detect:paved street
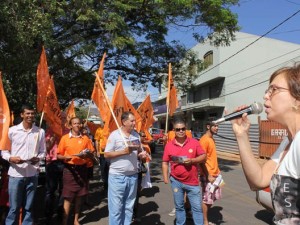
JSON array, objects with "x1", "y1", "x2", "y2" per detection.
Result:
[{"x1": 37, "y1": 145, "x2": 274, "y2": 225}]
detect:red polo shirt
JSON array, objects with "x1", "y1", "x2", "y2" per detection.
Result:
[{"x1": 163, "y1": 137, "x2": 205, "y2": 185}]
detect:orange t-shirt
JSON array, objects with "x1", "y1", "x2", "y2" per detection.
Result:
[
  {"x1": 94, "y1": 127, "x2": 109, "y2": 153},
  {"x1": 199, "y1": 134, "x2": 220, "y2": 177},
  {"x1": 57, "y1": 133, "x2": 95, "y2": 166}
]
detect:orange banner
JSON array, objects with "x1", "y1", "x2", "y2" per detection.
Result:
[
  {"x1": 137, "y1": 95, "x2": 155, "y2": 140},
  {"x1": 36, "y1": 46, "x2": 50, "y2": 112},
  {"x1": 166, "y1": 63, "x2": 178, "y2": 116},
  {"x1": 10, "y1": 111, "x2": 14, "y2": 126},
  {"x1": 86, "y1": 121, "x2": 101, "y2": 136},
  {"x1": 91, "y1": 53, "x2": 110, "y2": 122},
  {"x1": 0, "y1": 72, "x2": 11, "y2": 150},
  {"x1": 65, "y1": 99, "x2": 76, "y2": 127},
  {"x1": 107, "y1": 76, "x2": 142, "y2": 132},
  {"x1": 43, "y1": 77, "x2": 63, "y2": 137}
]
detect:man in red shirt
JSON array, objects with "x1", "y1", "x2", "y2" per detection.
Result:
[{"x1": 162, "y1": 117, "x2": 206, "y2": 225}]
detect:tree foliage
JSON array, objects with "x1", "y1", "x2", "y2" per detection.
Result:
[{"x1": 0, "y1": 0, "x2": 239, "y2": 113}]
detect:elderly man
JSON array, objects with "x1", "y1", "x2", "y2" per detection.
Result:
[
  {"x1": 162, "y1": 117, "x2": 206, "y2": 225},
  {"x1": 1, "y1": 104, "x2": 46, "y2": 225},
  {"x1": 104, "y1": 111, "x2": 146, "y2": 225}
]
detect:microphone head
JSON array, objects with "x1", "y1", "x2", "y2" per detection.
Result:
[{"x1": 250, "y1": 102, "x2": 263, "y2": 115}]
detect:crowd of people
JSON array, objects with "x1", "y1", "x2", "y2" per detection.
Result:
[{"x1": 0, "y1": 63, "x2": 300, "y2": 225}]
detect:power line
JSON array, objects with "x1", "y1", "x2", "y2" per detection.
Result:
[
  {"x1": 198, "y1": 9, "x2": 300, "y2": 77},
  {"x1": 225, "y1": 48, "x2": 300, "y2": 79},
  {"x1": 225, "y1": 55, "x2": 300, "y2": 87}
]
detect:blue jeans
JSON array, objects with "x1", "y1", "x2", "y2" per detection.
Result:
[
  {"x1": 170, "y1": 176, "x2": 203, "y2": 225},
  {"x1": 6, "y1": 175, "x2": 38, "y2": 225},
  {"x1": 108, "y1": 173, "x2": 138, "y2": 225}
]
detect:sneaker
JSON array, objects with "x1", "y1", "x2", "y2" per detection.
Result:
[{"x1": 168, "y1": 208, "x2": 176, "y2": 216}]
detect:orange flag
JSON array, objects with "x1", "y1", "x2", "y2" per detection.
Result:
[
  {"x1": 10, "y1": 111, "x2": 14, "y2": 126},
  {"x1": 86, "y1": 121, "x2": 100, "y2": 136},
  {"x1": 166, "y1": 63, "x2": 178, "y2": 116},
  {"x1": 107, "y1": 76, "x2": 142, "y2": 132},
  {"x1": 0, "y1": 72, "x2": 11, "y2": 150},
  {"x1": 43, "y1": 77, "x2": 63, "y2": 137},
  {"x1": 91, "y1": 53, "x2": 110, "y2": 122},
  {"x1": 137, "y1": 95, "x2": 155, "y2": 140},
  {"x1": 36, "y1": 46, "x2": 51, "y2": 112},
  {"x1": 65, "y1": 99, "x2": 76, "y2": 127}
]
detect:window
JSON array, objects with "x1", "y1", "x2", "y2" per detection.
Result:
[{"x1": 203, "y1": 51, "x2": 213, "y2": 67}]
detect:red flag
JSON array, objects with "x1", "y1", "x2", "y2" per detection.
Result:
[
  {"x1": 137, "y1": 95, "x2": 155, "y2": 140},
  {"x1": 43, "y1": 77, "x2": 63, "y2": 137},
  {"x1": 65, "y1": 99, "x2": 76, "y2": 127},
  {"x1": 0, "y1": 72, "x2": 11, "y2": 150},
  {"x1": 91, "y1": 53, "x2": 110, "y2": 122},
  {"x1": 166, "y1": 63, "x2": 178, "y2": 116},
  {"x1": 107, "y1": 76, "x2": 142, "y2": 132},
  {"x1": 36, "y1": 46, "x2": 51, "y2": 112}
]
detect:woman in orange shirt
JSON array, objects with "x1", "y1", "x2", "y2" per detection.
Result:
[{"x1": 57, "y1": 117, "x2": 95, "y2": 225}]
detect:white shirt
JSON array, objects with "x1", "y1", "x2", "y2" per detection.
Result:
[{"x1": 1, "y1": 122, "x2": 46, "y2": 177}]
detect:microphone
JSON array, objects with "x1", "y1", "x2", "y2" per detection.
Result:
[{"x1": 212, "y1": 102, "x2": 263, "y2": 124}]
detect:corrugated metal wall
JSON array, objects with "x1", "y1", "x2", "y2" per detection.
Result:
[{"x1": 214, "y1": 122, "x2": 260, "y2": 156}]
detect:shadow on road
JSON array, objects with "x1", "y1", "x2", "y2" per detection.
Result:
[
  {"x1": 209, "y1": 206, "x2": 225, "y2": 225},
  {"x1": 218, "y1": 158, "x2": 240, "y2": 172},
  {"x1": 254, "y1": 209, "x2": 274, "y2": 224}
]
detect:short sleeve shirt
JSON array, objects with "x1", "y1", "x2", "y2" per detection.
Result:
[
  {"x1": 105, "y1": 129, "x2": 140, "y2": 176},
  {"x1": 163, "y1": 137, "x2": 205, "y2": 185},
  {"x1": 199, "y1": 134, "x2": 220, "y2": 177},
  {"x1": 57, "y1": 133, "x2": 95, "y2": 165}
]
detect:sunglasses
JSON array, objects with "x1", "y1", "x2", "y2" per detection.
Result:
[{"x1": 175, "y1": 127, "x2": 186, "y2": 132}]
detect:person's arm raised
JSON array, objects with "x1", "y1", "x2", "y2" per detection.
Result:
[{"x1": 231, "y1": 106, "x2": 276, "y2": 190}]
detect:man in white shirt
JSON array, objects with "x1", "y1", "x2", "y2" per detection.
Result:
[{"x1": 1, "y1": 104, "x2": 46, "y2": 225}]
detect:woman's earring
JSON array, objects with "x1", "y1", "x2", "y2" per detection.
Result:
[{"x1": 292, "y1": 105, "x2": 299, "y2": 111}]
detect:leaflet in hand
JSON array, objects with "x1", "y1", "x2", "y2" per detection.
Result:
[
  {"x1": 171, "y1": 155, "x2": 187, "y2": 163},
  {"x1": 127, "y1": 139, "x2": 140, "y2": 149}
]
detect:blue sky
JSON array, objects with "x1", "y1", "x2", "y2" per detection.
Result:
[{"x1": 105, "y1": 0, "x2": 300, "y2": 104}]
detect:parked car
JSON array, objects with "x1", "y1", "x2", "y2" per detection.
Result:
[{"x1": 149, "y1": 128, "x2": 165, "y2": 144}]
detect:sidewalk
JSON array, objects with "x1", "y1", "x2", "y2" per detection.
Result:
[{"x1": 217, "y1": 150, "x2": 268, "y2": 166}]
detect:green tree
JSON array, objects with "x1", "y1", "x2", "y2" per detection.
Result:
[{"x1": 0, "y1": 0, "x2": 239, "y2": 113}]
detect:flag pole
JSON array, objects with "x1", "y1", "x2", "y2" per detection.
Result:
[
  {"x1": 86, "y1": 101, "x2": 92, "y2": 122},
  {"x1": 94, "y1": 73, "x2": 128, "y2": 147},
  {"x1": 165, "y1": 63, "x2": 171, "y2": 135}
]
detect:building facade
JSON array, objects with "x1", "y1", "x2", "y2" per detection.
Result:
[{"x1": 155, "y1": 32, "x2": 300, "y2": 134}]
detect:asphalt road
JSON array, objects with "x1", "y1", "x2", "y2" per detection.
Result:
[{"x1": 36, "y1": 144, "x2": 274, "y2": 225}]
